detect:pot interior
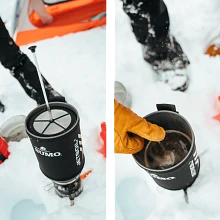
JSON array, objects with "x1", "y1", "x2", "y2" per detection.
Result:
[
  {"x1": 133, "y1": 111, "x2": 194, "y2": 170},
  {"x1": 144, "y1": 130, "x2": 191, "y2": 170}
]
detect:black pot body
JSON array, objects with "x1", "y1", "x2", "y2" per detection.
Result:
[
  {"x1": 133, "y1": 104, "x2": 200, "y2": 190},
  {"x1": 25, "y1": 102, "x2": 85, "y2": 182}
]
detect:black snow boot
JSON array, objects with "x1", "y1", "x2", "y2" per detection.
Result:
[
  {"x1": 142, "y1": 33, "x2": 190, "y2": 91},
  {"x1": 122, "y1": 0, "x2": 190, "y2": 91}
]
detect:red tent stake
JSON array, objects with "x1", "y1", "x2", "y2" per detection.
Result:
[{"x1": 97, "y1": 122, "x2": 106, "y2": 158}]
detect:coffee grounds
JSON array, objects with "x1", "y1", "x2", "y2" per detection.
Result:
[{"x1": 144, "y1": 130, "x2": 191, "y2": 170}]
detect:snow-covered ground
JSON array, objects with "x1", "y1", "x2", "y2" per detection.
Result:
[
  {"x1": 2, "y1": 0, "x2": 220, "y2": 219},
  {"x1": 115, "y1": 0, "x2": 220, "y2": 219},
  {"x1": 0, "y1": 1, "x2": 106, "y2": 220}
]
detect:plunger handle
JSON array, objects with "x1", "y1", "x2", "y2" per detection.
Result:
[
  {"x1": 28, "y1": 45, "x2": 53, "y2": 121},
  {"x1": 28, "y1": 46, "x2": 37, "y2": 53}
]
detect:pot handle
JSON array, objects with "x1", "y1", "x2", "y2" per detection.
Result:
[{"x1": 156, "y1": 104, "x2": 179, "y2": 113}]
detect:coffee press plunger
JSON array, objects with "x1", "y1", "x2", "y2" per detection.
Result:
[{"x1": 25, "y1": 46, "x2": 85, "y2": 203}]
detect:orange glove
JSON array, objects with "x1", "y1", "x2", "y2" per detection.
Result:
[{"x1": 114, "y1": 99, "x2": 165, "y2": 154}]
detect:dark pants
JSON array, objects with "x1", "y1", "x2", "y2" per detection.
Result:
[
  {"x1": 0, "y1": 17, "x2": 22, "y2": 70},
  {"x1": 122, "y1": 0, "x2": 169, "y2": 45},
  {"x1": 0, "y1": 17, "x2": 63, "y2": 106},
  {"x1": 122, "y1": 0, "x2": 188, "y2": 66}
]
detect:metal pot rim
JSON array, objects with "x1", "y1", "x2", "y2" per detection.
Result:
[
  {"x1": 25, "y1": 102, "x2": 79, "y2": 140},
  {"x1": 133, "y1": 110, "x2": 195, "y2": 173}
]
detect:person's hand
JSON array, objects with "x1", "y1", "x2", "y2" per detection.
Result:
[{"x1": 114, "y1": 99, "x2": 165, "y2": 154}]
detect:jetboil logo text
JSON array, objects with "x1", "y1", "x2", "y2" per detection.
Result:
[
  {"x1": 34, "y1": 146, "x2": 62, "y2": 157},
  {"x1": 150, "y1": 173, "x2": 176, "y2": 180},
  {"x1": 74, "y1": 134, "x2": 83, "y2": 166},
  {"x1": 189, "y1": 150, "x2": 199, "y2": 178}
]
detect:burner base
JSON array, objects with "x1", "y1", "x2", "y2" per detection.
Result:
[{"x1": 54, "y1": 178, "x2": 83, "y2": 200}]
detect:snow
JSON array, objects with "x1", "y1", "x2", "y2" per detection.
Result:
[
  {"x1": 0, "y1": 1, "x2": 106, "y2": 219},
  {"x1": 116, "y1": 0, "x2": 220, "y2": 219},
  {"x1": 1, "y1": 0, "x2": 220, "y2": 218}
]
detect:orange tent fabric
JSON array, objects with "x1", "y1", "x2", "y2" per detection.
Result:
[{"x1": 16, "y1": 0, "x2": 106, "y2": 46}]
